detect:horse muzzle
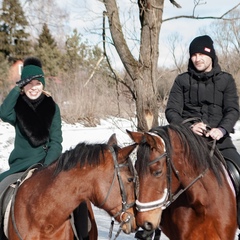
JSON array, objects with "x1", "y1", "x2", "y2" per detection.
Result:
[{"x1": 120, "y1": 211, "x2": 137, "y2": 233}]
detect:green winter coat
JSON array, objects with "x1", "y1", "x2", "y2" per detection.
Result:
[{"x1": 0, "y1": 86, "x2": 62, "y2": 181}]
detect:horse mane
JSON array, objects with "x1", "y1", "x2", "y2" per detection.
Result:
[
  {"x1": 53, "y1": 142, "x2": 118, "y2": 176},
  {"x1": 137, "y1": 124, "x2": 225, "y2": 184}
]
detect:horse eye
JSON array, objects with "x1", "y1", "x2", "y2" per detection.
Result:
[
  {"x1": 128, "y1": 177, "x2": 134, "y2": 182},
  {"x1": 153, "y1": 170, "x2": 162, "y2": 177}
]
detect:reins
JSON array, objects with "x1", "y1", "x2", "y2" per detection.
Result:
[{"x1": 182, "y1": 117, "x2": 217, "y2": 157}]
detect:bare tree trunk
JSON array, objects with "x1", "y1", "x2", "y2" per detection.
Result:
[
  {"x1": 136, "y1": 0, "x2": 164, "y2": 130},
  {"x1": 103, "y1": 0, "x2": 164, "y2": 131}
]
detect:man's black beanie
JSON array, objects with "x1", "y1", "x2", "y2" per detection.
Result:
[{"x1": 189, "y1": 35, "x2": 216, "y2": 59}]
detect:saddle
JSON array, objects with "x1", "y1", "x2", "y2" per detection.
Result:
[
  {"x1": 225, "y1": 158, "x2": 240, "y2": 228},
  {"x1": 226, "y1": 158, "x2": 240, "y2": 195}
]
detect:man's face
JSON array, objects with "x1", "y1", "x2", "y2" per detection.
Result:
[{"x1": 191, "y1": 53, "x2": 212, "y2": 72}]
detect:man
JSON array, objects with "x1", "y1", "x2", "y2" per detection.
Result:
[
  {"x1": 165, "y1": 35, "x2": 240, "y2": 237},
  {"x1": 166, "y1": 35, "x2": 240, "y2": 173}
]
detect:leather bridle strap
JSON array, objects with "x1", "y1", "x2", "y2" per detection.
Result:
[
  {"x1": 165, "y1": 168, "x2": 208, "y2": 208},
  {"x1": 148, "y1": 152, "x2": 167, "y2": 166},
  {"x1": 109, "y1": 147, "x2": 133, "y2": 213},
  {"x1": 99, "y1": 146, "x2": 134, "y2": 214}
]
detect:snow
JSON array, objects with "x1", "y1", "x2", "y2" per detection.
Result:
[{"x1": 1, "y1": 117, "x2": 240, "y2": 239}]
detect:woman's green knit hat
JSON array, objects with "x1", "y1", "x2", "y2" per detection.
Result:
[{"x1": 21, "y1": 65, "x2": 45, "y2": 87}]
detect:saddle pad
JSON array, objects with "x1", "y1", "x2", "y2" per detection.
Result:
[{"x1": 4, "y1": 195, "x2": 12, "y2": 237}]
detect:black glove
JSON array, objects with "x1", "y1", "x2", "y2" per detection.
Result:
[{"x1": 16, "y1": 74, "x2": 43, "y2": 88}]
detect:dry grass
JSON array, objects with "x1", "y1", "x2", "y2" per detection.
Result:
[{"x1": 46, "y1": 69, "x2": 135, "y2": 126}]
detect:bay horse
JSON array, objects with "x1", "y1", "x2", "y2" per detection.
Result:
[
  {"x1": 6, "y1": 134, "x2": 137, "y2": 240},
  {"x1": 127, "y1": 124, "x2": 238, "y2": 240}
]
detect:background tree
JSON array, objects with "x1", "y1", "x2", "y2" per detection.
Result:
[
  {"x1": 0, "y1": 0, "x2": 30, "y2": 60},
  {"x1": 35, "y1": 23, "x2": 62, "y2": 77},
  {"x1": 101, "y1": 0, "x2": 240, "y2": 131},
  {"x1": 64, "y1": 29, "x2": 83, "y2": 73},
  {"x1": 208, "y1": 10, "x2": 240, "y2": 77}
]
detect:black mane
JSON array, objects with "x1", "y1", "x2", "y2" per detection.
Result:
[{"x1": 53, "y1": 142, "x2": 118, "y2": 176}]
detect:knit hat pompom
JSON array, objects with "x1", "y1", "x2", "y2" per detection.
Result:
[
  {"x1": 21, "y1": 65, "x2": 45, "y2": 87},
  {"x1": 189, "y1": 35, "x2": 216, "y2": 59},
  {"x1": 23, "y1": 57, "x2": 42, "y2": 68}
]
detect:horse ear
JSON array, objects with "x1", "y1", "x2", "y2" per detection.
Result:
[
  {"x1": 118, "y1": 144, "x2": 136, "y2": 163},
  {"x1": 145, "y1": 132, "x2": 165, "y2": 151},
  {"x1": 107, "y1": 133, "x2": 117, "y2": 146},
  {"x1": 126, "y1": 130, "x2": 144, "y2": 144}
]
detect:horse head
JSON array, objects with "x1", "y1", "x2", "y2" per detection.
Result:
[
  {"x1": 127, "y1": 130, "x2": 168, "y2": 231},
  {"x1": 93, "y1": 133, "x2": 138, "y2": 234}
]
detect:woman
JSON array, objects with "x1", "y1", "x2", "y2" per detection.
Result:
[
  {"x1": 0, "y1": 57, "x2": 91, "y2": 240},
  {"x1": 0, "y1": 57, "x2": 62, "y2": 186}
]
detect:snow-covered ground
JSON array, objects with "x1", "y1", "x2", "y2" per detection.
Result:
[{"x1": 1, "y1": 117, "x2": 240, "y2": 239}]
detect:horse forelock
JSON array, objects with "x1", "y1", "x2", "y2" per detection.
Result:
[
  {"x1": 135, "y1": 142, "x2": 150, "y2": 176},
  {"x1": 54, "y1": 142, "x2": 111, "y2": 176},
  {"x1": 135, "y1": 126, "x2": 171, "y2": 177}
]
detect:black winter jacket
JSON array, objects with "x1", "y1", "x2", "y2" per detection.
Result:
[{"x1": 165, "y1": 56, "x2": 239, "y2": 150}]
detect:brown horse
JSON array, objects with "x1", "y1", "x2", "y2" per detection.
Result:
[
  {"x1": 7, "y1": 134, "x2": 137, "y2": 240},
  {"x1": 128, "y1": 124, "x2": 238, "y2": 240}
]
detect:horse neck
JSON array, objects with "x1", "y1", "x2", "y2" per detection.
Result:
[
  {"x1": 55, "y1": 168, "x2": 94, "y2": 198},
  {"x1": 33, "y1": 166, "x2": 95, "y2": 214}
]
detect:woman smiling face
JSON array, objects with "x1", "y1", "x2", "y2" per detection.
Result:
[{"x1": 23, "y1": 80, "x2": 43, "y2": 100}]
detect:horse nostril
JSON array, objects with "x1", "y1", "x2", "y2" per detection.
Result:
[{"x1": 143, "y1": 221, "x2": 153, "y2": 231}]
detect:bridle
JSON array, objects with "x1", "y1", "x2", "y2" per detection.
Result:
[
  {"x1": 98, "y1": 145, "x2": 137, "y2": 239},
  {"x1": 135, "y1": 136, "x2": 207, "y2": 212},
  {"x1": 135, "y1": 152, "x2": 169, "y2": 212}
]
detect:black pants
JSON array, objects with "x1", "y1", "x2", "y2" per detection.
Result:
[{"x1": 73, "y1": 201, "x2": 89, "y2": 240}]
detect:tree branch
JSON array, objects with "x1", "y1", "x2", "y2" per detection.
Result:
[
  {"x1": 169, "y1": 0, "x2": 181, "y2": 8},
  {"x1": 102, "y1": 11, "x2": 137, "y2": 101},
  {"x1": 163, "y1": 3, "x2": 240, "y2": 22}
]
